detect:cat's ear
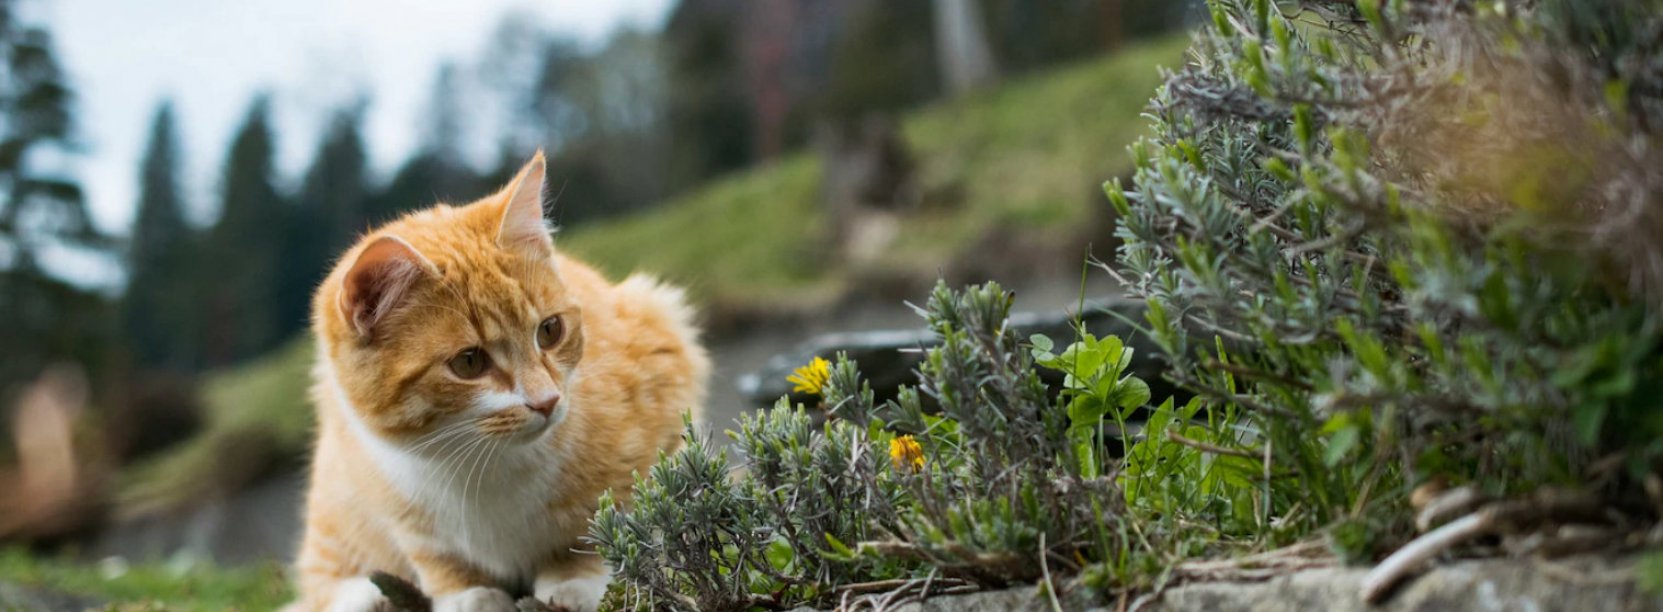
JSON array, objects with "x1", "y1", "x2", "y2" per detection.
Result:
[
  {"x1": 496, "y1": 151, "x2": 553, "y2": 255},
  {"x1": 339, "y1": 235, "x2": 432, "y2": 339}
]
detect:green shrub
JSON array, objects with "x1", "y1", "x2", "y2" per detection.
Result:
[
  {"x1": 591, "y1": 282, "x2": 1270, "y2": 608},
  {"x1": 1110, "y1": 0, "x2": 1663, "y2": 537}
]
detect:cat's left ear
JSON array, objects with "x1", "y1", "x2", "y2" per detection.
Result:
[
  {"x1": 339, "y1": 235, "x2": 434, "y2": 339},
  {"x1": 496, "y1": 151, "x2": 554, "y2": 256}
]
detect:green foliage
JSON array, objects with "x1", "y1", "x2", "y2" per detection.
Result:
[
  {"x1": 1032, "y1": 332, "x2": 1150, "y2": 478},
  {"x1": 0, "y1": 548, "x2": 290, "y2": 611},
  {"x1": 1114, "y1": 0, "x2": 1663, "y2": 543},
  {"x1": 593, "y1": 282, "x2": 1238, "y2": 608}
]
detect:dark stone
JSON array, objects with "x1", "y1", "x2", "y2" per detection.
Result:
[
  {"x1": 0, "y1": 581, "x2": 104, "y2": 612},
  {"x1": 737, "y1": 297, "x2": 1184, "y2": 413}
]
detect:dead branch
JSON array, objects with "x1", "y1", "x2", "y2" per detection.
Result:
[
  {"x1": 1361, "y1": 489, "x2": 1605, "y2": 603},
  {"x1": 1414, "y1": 486, "x2": 1488, "y2": 532}
]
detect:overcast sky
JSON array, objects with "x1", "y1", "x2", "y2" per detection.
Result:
[{"x1": 45, "y1": 0, "x2": 672, "y2": 238}]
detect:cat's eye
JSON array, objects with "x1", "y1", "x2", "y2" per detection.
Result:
[
  {"x1": 447, "y1": 348, "x2": 491, "y2": 379},
  {"x1": 537, "y1": 316, "x2": 564, "y2": 350}
]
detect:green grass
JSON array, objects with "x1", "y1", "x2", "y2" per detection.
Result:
[
  {"x1": 562, "y1": 33, "x2": 1190, "y2": 310},
  {"x1": 0, "y1": 548, "x2": 291, "y2": 611},
  {"x1": 561, "y1": 156, "x2": 839, "y2": 313}
]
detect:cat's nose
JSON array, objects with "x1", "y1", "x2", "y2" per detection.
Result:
[{"x1": 527, "y1": 393, "x2": 561, "y2": 416}]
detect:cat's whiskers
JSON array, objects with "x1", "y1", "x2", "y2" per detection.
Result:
[
  {"x1": 441, "y1": 434, "x2": 493, "y2": 549},
  {"x1": 462, "y1": 431, "x2": 501, "y2": 513},
  {"x1": 474, "y1": 439, "x2": 502, "y2": 519},
  {"x1": 404, "y1": 424, "x2": 480, "y2": 508},
  {"x1": 434, "y1": 433, "x2": 488, "y2": 506},
  {"x1": 405, "y1": 420, "x2": 476, "y2": 455}
]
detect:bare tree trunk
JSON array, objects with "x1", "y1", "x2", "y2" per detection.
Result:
[
  {"x1": 932, "y1": 0, "x2": 999, "y2": 95},
  {"x1": 1103, "y1": 0, "x2": 1125, "y2": 51}
]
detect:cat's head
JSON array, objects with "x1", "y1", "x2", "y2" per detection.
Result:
[{"x1": 315, "y1": 152, "x2": 583, "y2": 451}]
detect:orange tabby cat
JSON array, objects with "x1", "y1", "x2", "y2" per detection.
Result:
[{"x1": 291, "y1": 153, "x2": 709, "y2": 612}]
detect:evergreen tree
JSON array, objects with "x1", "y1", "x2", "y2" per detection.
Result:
[
  {"x1": 203, "y1": 95, "x2": 288, "y2": 365},
  {"x1": 0, "y1": 0, "x2": 111, "y2": 395},
  {"x1": 122, "y1": 101, "x2": 199, "y2": 372},
  {"x1": 283, "y1": 101, "x2": 368, "y2": 330},
  {"x1": 822, "y1": 2, "x2": 940, "y2": 119},
  {"x1": 662, "y1": 0, "x2": 753, "y2": 192},
  {"x1": 981, "y1": 0, "x2": 1194, "y2": 76}
]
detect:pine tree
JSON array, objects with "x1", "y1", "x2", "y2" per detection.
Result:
[
  {"x1": 662, "y1": 0, "x2": 753, "y2": 192},
  {"x1": 283, "y1": 101, "x2": 369, "y2": 331},
  {"x1": 822, "y1": 2, "x2": 940, "y2": 119},
  {"x1": 0, "y1": 0, "x2": 112, "y2": 395},
  {"x1": 123, "y1": 101, "x2": 200, "y2": 372},
  {"x1": 203, "y1": 95, "x2": 289, "y2": 365}
]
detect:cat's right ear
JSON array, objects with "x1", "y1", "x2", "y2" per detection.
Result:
[{"x1": 339, "y1": 235, "x2": 432, "y2": 339}]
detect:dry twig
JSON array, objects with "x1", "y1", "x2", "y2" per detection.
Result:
[{"x1": 1361, "y1": 489, "x2": 1605, "y2": 603}]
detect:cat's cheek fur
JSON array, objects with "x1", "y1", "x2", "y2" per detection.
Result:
[{"x1": 471, "y1": 389, "x2": 525, "y2": 413}]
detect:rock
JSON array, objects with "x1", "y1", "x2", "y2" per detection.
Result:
[
  {"x1": 737, "y1": 297, "x2": 1183, "y2": 411},
  {"x1": 0, "y1": 581, "x2": 104, "y2": 611},
  {"x1": 0, "y1": 364, "x2": 107, "y2": 543},
  {"x1": 804, "y1": 555, "x2": 1660, "y2": 611},
  {"x1": 91, "y1": 468, "x2": 306, "y2": 565},
  {"x1": 1141, "y1": 555, "x2": 1659, "y2": 612}
]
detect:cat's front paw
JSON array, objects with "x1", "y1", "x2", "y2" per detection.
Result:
[
  {"x1": 532, "y1": 574, "x2": 608, "y2": 612},
  {"x1": 433, "y1": 586, "x2": 515, "y2": 612},
  {"x1": 323, "y1": 577, "x2": 388, "y2": 612}
]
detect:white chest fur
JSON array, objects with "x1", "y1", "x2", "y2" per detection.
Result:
[{"x1": 325, "y1": 368, "x2": 570, "y2": 584}]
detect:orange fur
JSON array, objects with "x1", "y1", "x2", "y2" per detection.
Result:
[{"x1": 291, "y1": 153, "x2": 708, "y2": 612}]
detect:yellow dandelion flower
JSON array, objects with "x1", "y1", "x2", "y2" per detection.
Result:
[
  {"x1": 788, "y1": 356, "x2": 832, "y2": 395},
  {"x1": 889, "y1": 435, "x2": 925, "y2": 472}
]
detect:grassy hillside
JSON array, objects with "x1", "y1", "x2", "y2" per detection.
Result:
[
  {"x1": 115, "y1": 34, "x2": 1192, "y2": 518},
  {"x1": 562, "y1": 34, "x2": 1189, "y2": 313}
]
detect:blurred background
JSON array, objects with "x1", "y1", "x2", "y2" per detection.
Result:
[{"x1": 0, "y1": 0, "x2": 1198, "y2": 606}]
